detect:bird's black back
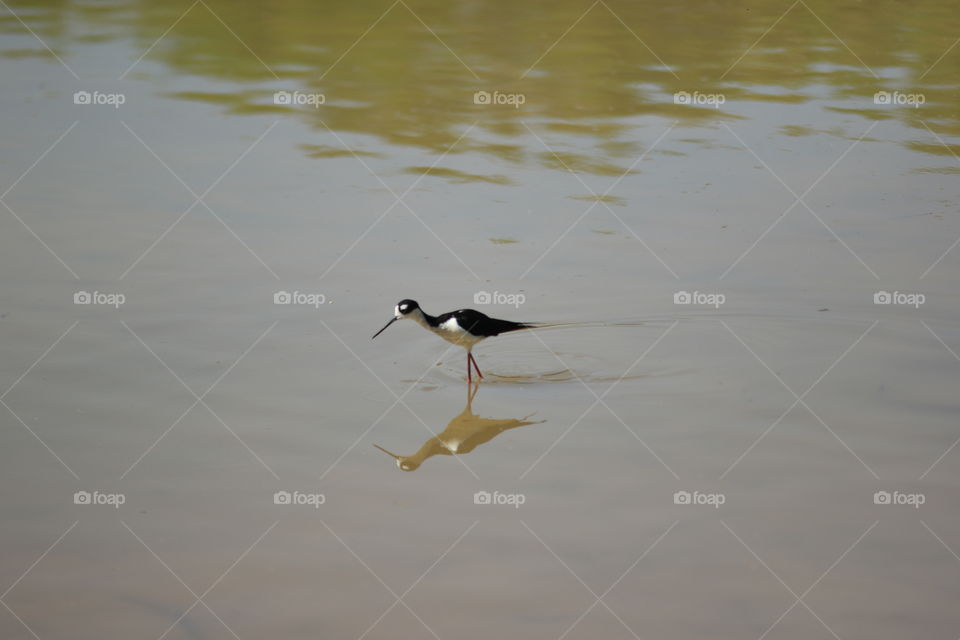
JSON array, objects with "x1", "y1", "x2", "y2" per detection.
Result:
[{"x1": 438, "y1": 309, "x2": 534, "y2": 337}]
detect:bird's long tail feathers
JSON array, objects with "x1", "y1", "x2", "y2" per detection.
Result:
[{"x1": 497, "y1": 319, "x2": 645, "y2": 335}]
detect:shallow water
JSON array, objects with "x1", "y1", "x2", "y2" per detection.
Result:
[{"x1": 2, "y1": 0, "x2": 959, "y2": 638}]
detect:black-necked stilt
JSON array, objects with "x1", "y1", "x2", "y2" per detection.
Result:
[{"x1": 371, "y1": 299, "x2": 535, "y2": 382}]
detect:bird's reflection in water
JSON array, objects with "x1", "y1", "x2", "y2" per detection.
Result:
[{"x1": 373, "y1": 383, "x2": 543, "y2": 471}]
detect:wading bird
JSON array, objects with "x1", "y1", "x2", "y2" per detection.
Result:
[{"x1": 372, "y1": 299, "x2": 535, "y2": 382}]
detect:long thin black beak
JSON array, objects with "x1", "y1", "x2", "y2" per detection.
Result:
[
  {"x1": 371, "y1": 316, "x2": 398, "y2": 339},
  {"x1": 372, "y1": 444, "x2": 400, "y2": 459}
]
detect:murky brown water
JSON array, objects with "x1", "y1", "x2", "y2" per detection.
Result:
[{"x1": 2, "y1": 1, "x2": 959, "y2": 638}]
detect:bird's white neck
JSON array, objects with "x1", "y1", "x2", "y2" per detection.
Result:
[{"x1": 407, "y1": 308, "x2": 433, "y2": 330}]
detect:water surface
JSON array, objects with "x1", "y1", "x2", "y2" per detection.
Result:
[{"x1": 2, "y1": 1, "x2": 959, "y2": 638}]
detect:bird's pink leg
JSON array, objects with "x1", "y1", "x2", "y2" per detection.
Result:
[
  {"x1": 466, "y1": 352, "x2": 472, "y2": 384},
  {"x1": 468, "y1": 352, "x2": 484, "y2": 380}
]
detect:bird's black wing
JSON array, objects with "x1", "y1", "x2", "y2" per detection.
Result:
[{"x1": 452, "y1": 309, "x2": 534, "y2": 337}]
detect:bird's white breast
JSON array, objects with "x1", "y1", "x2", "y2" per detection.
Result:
[{"x1": 435, "y1": 317, "x2": 483, "y2": 347}]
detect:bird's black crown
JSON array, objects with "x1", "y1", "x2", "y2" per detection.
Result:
[{"x1": 396, "y1": 299, "x2": 419, "y2": 315}]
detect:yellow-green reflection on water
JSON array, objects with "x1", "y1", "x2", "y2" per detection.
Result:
[
  {"x1": 373, "y1": 383, "x2": 543, "y2": 471},
  {"x1": 4, "y1": 0, "x2": 959, "y2": 178}
]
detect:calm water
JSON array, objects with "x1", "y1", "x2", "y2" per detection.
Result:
[{"x1": 2, "y1": 1, "x2": 959, "y2": 638}]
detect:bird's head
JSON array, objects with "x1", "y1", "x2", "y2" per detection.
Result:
[
  {"x1": 372, "y1": 444, "x2": 420, "y2": 471},
  {"x1": 372, "y1": 299, "x2": 420, "y2": 339}
]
